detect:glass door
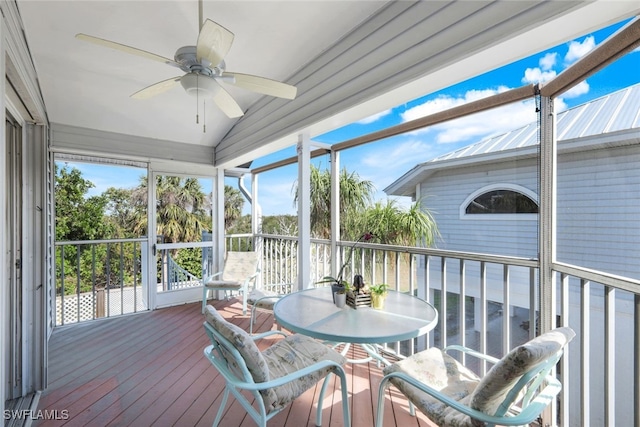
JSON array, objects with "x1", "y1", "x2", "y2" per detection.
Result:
[{"x1": 150, "y1": 171, "x2": 215, "y2": 308}]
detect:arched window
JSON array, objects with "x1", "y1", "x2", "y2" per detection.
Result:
[
  {"x1": 465, "y1": 189, "x2": 538, "y2": 214},
  {"x1": 460, "y1": 184, "x2": 539, "y2": 220}
]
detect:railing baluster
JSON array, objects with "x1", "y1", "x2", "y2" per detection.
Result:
[
  {"x1": 581, "y1": 279, "x2": 590, "y2": 427},
  {"x1": 560, "y1": 273, "x2": 570, "y2": 424},
  {"x1": 605, "y1": 286, "x2": 615, "y2": 427},
  {"x1": 441, "y1": 257, "x2": 447, "y2": 349},
  {"x1": 503, "y1": 264, "x2": 510, "y2": 354},
  {"x1": 59, "y1": 245, "x2": 65, "y2": 326},
  {"x1": 133, "y1": 242, "x2": 138, "y2": 313},
  {"x1": 76, "y1": 244, "x2": 81, "y2": 323},
  {"x1": 460, "y1": 258, "x2": 466, "y2": 364},
  {"x1": 635, "y1": 294, "x2": 640, "y2": 427},
  {"x1": 106, "y1": 242, "x2": 111, "y2": 317},
  {"x1": 91, "y1": 245, "x2": 96, "y2": 319},
  {"x1": 120, "y1": 242, "x2": 124, "y2": 315},
  {"x1": 479, "y1": 261, "x2": 487, "y2": 375}
]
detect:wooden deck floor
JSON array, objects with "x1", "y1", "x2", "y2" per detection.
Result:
[{"x1": 34, "y1": 299, "x2": 436, "y2": 427}]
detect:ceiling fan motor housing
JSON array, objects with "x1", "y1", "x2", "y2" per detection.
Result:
[{"x1": 180, "y1": 73, "x2": 220, "y2": 98}]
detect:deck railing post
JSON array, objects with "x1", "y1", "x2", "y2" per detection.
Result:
[{"x1": 96, "y1": 288, "x2": 105, "y2": 318}]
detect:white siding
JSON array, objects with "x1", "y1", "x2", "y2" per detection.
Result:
[
  {"x1": 420, "y1": 144, "x2": 640, "y2": 282},
  {"x1": 420, "y1": 158, "x2": 539, "y2": 259},
  {"x1": 557, "y1": 145, "x2": 640, "y2": 280}
]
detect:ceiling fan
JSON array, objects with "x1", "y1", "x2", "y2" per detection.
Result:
[{"x1": 75, "y1": 1, "x2": 297, "y2": 121}]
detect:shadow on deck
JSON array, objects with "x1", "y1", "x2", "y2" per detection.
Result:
[{"x1": 33, "y1": 298, "x2": 436, "y2": 427}]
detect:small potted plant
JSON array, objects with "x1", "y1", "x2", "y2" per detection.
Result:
[
  {"x1": 369, "y1": 283, "x2": 389, "y2": 309},
  {"x1": 316, "y1": 232, "x2": 375, "y2": 301}
]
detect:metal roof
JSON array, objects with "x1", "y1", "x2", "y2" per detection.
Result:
[{"x1": 386, "y1": 83, "x2": 640, "y2": 197}]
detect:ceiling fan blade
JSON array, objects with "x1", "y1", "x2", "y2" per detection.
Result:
[
  {"x1": 224, "y1": 72, "x2": 297, "y2": 100},
  {"x1": 212, "y1": 86, "x2": 244, "y2": 118},
  {"x1": 76, "y1": 33, "x2": 180, "y2": 67},
  {"x1": 131, "y1": 77, "x2": 181, "y2": 99},
  {"x1": 196, "y1": 19, "x2": 234, "y2": 67}
]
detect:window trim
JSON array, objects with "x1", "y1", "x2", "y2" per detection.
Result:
[{"x1": 460, "y1": 183, "x2": 539, "y2": 220}]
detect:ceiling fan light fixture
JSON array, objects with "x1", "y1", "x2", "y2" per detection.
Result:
[{"x1": 180, "y1": 73, "x2": 220, "y2": 98}]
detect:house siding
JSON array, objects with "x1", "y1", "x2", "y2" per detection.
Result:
[
  {"x1": 421, "y1": 158, "x2": 539, "y2": 259},
  {"x1": 421, "y1": 144, "x2": 640, "y2": 282},
  {"x1": 557, "y1": 145, "x2": 640, "y2": 280}
]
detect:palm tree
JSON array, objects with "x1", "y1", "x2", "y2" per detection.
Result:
[
  {"x1": 224, "y1": 185, "x2": 245, "y2": 230},
  {"x1": 130, "y1": 175, "x2": 209, "y2": 243},
  {"x1": 294, "y1": 165, "x2": 374, "y2": 238},
  {"x1": 360, "y1": 199, "x2": 439, "y2": 247}
]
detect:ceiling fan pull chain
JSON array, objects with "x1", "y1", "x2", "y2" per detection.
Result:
[
  {"x1": 203, "y1": 100, "x2": 206, "y2": 133},
  {"x1": 196, "y1": 74, "x2": 200, "y2": 124}
]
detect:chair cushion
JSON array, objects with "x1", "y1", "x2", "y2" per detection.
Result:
[
  {"x1": 383, "y1": 347, "x2": 480, "y2": 427},
  {"x1": 204, "y1": 306, "x2": 269, "y2": 383},
  {"x1": 260, "y1": 334, "x2": 346, "y2": 412},
  {"x1": 468, "y1": 326, "x2": 575, "y2": 422},
  {"x1": 247, "y1": 288, "x2": 280, "y2": 309},
  {"x1": 204, "y1": 279, "x2": 242, "y2": 290},
  {"x1": 222, "y1": 251, "x2": 258, "y2": 282}
]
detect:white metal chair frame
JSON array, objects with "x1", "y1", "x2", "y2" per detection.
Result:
[
  {"x1": 201, "y1": 251, "x2": 260, "y2": 315},
  {"x1": 377, "y1": 343, "x2": 567, "y2": 427},
  {"x1": 203, "y1": 321, "x2": 351, "y2": 427},
  {"x1": 247, "y1": 283, "x2": 292, "y2": 334}
]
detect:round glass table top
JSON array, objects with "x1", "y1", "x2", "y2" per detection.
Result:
[{"x1": 274, "y1": 287, "x2": 438, "y2": 344}]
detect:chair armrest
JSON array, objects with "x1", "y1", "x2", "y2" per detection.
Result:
[
  {"x1": 252, "y1": 295, "x2": 284, "y2": 305},
  {"x1": 250, "y1": 330, "x2": 288, "y2": 341},
  {"x1": 204, "y1": 345, "x2": 345, "y2": 392},
  {"x1": 203, "y1": 271, "x2": 223, "y2": 282},
  {"x1": 234, "y1": 359, "x2": 346, "y2": 392},
  {"x1": 444, "y1": 344, "x2": 501, "y2": 365},
  {"x1": 382, "y1": 372, "x2": 560, "y2": 426}
]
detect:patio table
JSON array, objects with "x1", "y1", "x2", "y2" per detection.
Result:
[{"x1": 273, "y1": 287, "x2": 438, "y2": 366}]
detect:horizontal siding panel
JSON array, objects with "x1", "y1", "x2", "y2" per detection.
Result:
[{"x1": 419, "y1": 142, "x2": 639, "y2": 281}]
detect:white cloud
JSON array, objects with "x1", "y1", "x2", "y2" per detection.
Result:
[
  {"x1": 430, "y1": 100, "x2": 537, "y2": 144},
  {"x1": 398, "y1": 87, "x2": 535, "y2": 145},
  {"x1": 562, "y1": 80, "x2": 590, "y2": 98},
  {"x1": 400, "y1": 86, "x2": 511, "y2": 122},
  {"x1": 522, "y1": 67, "x2": 557, "y2": 84},
  {"x1": 565, "y1": 36, "x2": 595, "y2": 64},
  {"x1": 539, "y1": 52, "x2": 557, "y2": 71},
  {"x1": 357, "y1": 108, "x2": 392, "y2": 124}
]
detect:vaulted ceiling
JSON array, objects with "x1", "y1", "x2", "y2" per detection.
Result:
[{"x1": 16, "y1": 1, "x2": 640, "y2": 169}]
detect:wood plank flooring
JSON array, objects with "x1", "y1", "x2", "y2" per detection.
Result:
[{"x1": 33, "y1": 299, "x2": 436, "y2": 427}]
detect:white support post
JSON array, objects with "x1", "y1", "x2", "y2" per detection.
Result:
[
  {"x1": 251, "y1": 173, "x2": 263, "y2": 289},
  {"x1": 538, "y1": 93, "x2": 557, "y2": 334},
  {"x1": 330, "y1": 149, "x2": 340, "y2": 278},
  {"x1": 297, "y1": 133, "x2": 311, "y2": 290},
  {"x1": 539, "y1": 92, "x2": 558, "y2": 426},
  {"x1": 214, "y1": 168, "x2": 225, "y2": 298}
]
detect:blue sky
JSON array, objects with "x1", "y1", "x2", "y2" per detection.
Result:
[{"x1": 65, "y1": 18, "x2": 640, "y2": 216}]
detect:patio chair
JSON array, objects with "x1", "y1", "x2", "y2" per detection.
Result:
[
  {"x1": 246, "y1": 283, "x2": 292, "y2": 335},
  {"x1": 202, "y1": 251, "x2": 260, "y2": 315},
  {"x1": 203, "y1": 305, "x2": 351, "y2": 427},
  {"x1": 376, "y1": 326, "x2": 575, "y2": 427}
]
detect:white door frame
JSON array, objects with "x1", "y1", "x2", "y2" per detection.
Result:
[{"x1": 147, "y1": 162, "x2": 217, "y2": 309}]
